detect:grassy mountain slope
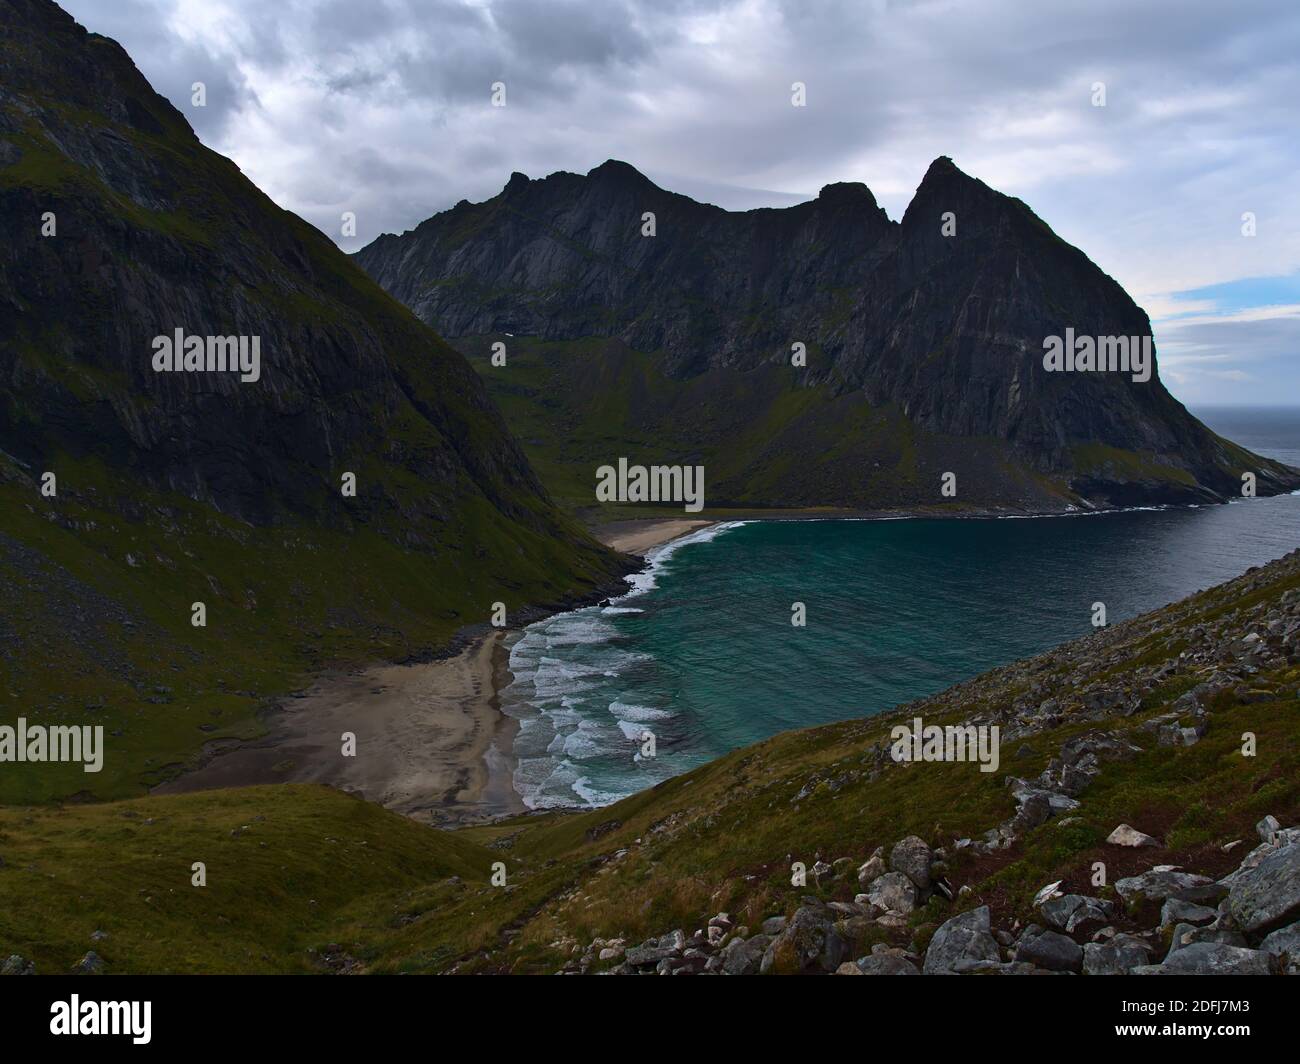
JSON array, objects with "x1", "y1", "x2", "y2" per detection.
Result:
[
  {"x1": 0, "y1": 0, "x2": 629, "y2": 804},
  {"x1": 457, "y1": 335, "x2": 1086, "y2": 518},
  {"x1": 4, "y1": 547, "x2": 1297, "y2": 974}
]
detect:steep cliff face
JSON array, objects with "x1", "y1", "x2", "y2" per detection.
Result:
[
  {"x1": 0, "y1": 0, "x2": 576, "y2": 538},
  {"x1": 0, "y1": 0, "x2": 625, "y2": 802},
  {"x1": 839, "y1": 158, "x2": 1241, "y2": 500},
  {"x1": 356, "y1": 158, "x2": 1299, "y2": 511},
  {"x1": 359, "y1": 159, "x2": 895, "y2": 381}
]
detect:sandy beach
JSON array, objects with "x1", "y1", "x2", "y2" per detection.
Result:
[
  {"x1": 596, "y1": 517, "x2": 715, "y2": 555},
  {"x1": 157, "y1": 517, "x2": 716, "y2": 825},
  {"x1": 155, "y1": 630, "x2": 525, "y2": 826}
]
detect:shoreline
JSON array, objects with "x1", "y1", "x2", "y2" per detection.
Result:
[
  {"x1": 154, "y1": 498, "x2": 1296, "y2": 828},
  {"x1": 153, "y1": 517, "x2": 715, "y2": 827},
  {"x1": 594, "y1": 517, "x2": 716, "y2": 555}
]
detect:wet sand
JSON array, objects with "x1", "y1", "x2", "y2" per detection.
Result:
[
  {"x1": 154, "y1": 631, "x2": 525, "y2": 826},
  {"x1": 596, "y1": 517, "x2": 715, "y2": 556}
]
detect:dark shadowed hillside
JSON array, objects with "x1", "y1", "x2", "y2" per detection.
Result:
[{"x1": 0, "y1": 0, "x2": 628, "y2": 803}]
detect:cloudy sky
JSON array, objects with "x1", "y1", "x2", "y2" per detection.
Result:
[{"x1": 62, "y1": 0, "x2": 1300, "y2": 405}]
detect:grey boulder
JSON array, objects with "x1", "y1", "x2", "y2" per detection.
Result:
[
  {"x1": 890, "y1": 835, "x2": 933, "y2": 892},
  {"x1": 865, "y1": 871, "x2": 918, "y2": 915},
  {"x1": 923, "y1": 906, "x2": 1000, "y2": 975},
  {"x1": 721, "y1": 934, "x2": 771, "y2": 976},
  {"x1": 1228, "y1": 842, "x2": 1300, "y2": 934},
  {"x1": 760, "y1": 907, "x2": 845, "y2": 974},
  {"x1": 1159, "y1": 897, "x2": 1217, "y2": 928},
  {"x1": 1083, "y1": 935, "x2": 1154, "y2": 975},
  {"x1": 1115, "y1": 868, "x2": 1217, "y2": 904},
  {"x1": 1014, "y1": 928, "x2": 1083, "y2": 972},
  {"x1": 856, "y1": 953, "x2": 921, "y2": 975},
  {"x1": 1259, "y1": 921, "x2": 1300, "y2": 974},
  {"x1": 1139, "y1": 942, "x2": 1274, "y2": 975},
  {"x1": 1040, "y1": 894, "x2": 1114, "y2": 935}
]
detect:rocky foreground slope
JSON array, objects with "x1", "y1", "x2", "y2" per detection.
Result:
[
  {"x1": 537, "y1": 551, "x2": 1300, "y2": 976},
  {"x1": 356, "y1": 160, "x2": 1300, "y2": 513}
]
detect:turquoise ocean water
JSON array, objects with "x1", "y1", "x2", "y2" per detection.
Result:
[{"x1": 500, "y1": 407, "x2": 1300, "y2": 809}]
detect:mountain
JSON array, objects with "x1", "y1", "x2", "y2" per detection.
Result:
[
  {"x1": 355, "y1": 159, "x2": 1300, "y2": 514},
  {"x1": 5, "y1": 544, "x2": 1298, "y2": 974},
  {"x1": 0, "y1": 0, "x2": 628, "y2": 803}
]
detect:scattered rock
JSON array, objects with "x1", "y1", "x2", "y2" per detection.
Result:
[
  {"x1": 856, "y1": 849, "x2": 886, "y2": 885},
  {"x1": 760, "y1": 906, "x2": 845, "y2": 974},
  {"x1": 72, "y1": 951, "x2": 105, "y2": 975},
  {"x1": 1138, "y1": 942, "x2": 1275, "y2": 975},
  {"x1": 1227, "y1": 841, "x2": 1300, "y2": 934},
  {"x1": 1107, "y1": 823, "x2": 1160, "y2": 848},
  {"x1": 1040, "y1": 894, "x2": 1114, "y2": 935},
  {"x1": 1159, "y1": 898, "x2": 1217, "y2": 929},
  {"x1": 889, "y1": 835, "x2": 933, "y2": 892},
  {"x1": 1083, "y1": 935, "x2": 1154, "y2": 975},
  {"x1": 1014, "y1": 928, "x2": 1082, "y2": 972},
  {"x1": 856, "y1": 953, "x2": 920, "y2": 975},
  {"x1": 1115, "y1": 868, "x2": 1217, "y2": 904},
  {"x1": 1259, "y1": 921, "x2": 1300, "y2": 974},
  {"x1": 864, "y1": 871, "x2": 917, "y2": 915},
  {"x1": 625, "y1": 943, "x2": 676, "y2": 967},
  {"x1": 923, "y1": 906, "x2": 1000, "y2": 975},
  {"x1": 721, "y1": 934, "x2": 771, "y2": 976},
  {"x1": 1, "y1": 954, "x2": 34, "y2": 976}
]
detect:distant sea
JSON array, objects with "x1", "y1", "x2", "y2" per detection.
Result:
[{"x1": 500, "y1": 406, "x2": 1300, "y2": 810}]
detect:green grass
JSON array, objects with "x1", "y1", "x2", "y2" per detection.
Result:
[
  {"x1": 0, "y1": 785, "x2": 497, "y2": 974},
  {"x1": 461, "y1": 335, "x2": 1069, "y2": 519},
  {"x1": 1071, "y1": 442, "x2": 1198, "y2": 486}
]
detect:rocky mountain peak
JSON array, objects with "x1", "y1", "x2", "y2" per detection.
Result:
[
  {"x1": 586, "y1": 158, "x2": 654, "y2": 186},
  {"x1": 815, "y1": 180, "x2": 881, "y2": 210}
]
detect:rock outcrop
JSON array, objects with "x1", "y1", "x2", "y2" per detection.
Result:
[{"x1": 356, "y1": 160, "x2": 1300, "y2": 510}]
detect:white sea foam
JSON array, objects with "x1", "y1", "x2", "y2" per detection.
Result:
[
  {"x1": 619, "y1": 521, "x2": 748, "y2": 599},
  {"x1": 615, "y1": 720, "x2": 644, "y2": 740},
  {"x1": 608, "y1": 700, "x2": 671, "y2": 722},
  {"x1": 561, "y1": 723, "x2": 606, "y2": 761},
  {"x1": 505, "y1": 520, "x2": 748, "y2": 809},
  {"x1": 571, "y1": 776, "x2": 626, "y2": 807}
]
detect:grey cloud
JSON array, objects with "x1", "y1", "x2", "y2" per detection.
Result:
[{"x1": 1159, "y1": 314, "x2": 1300, "y2": 403}]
